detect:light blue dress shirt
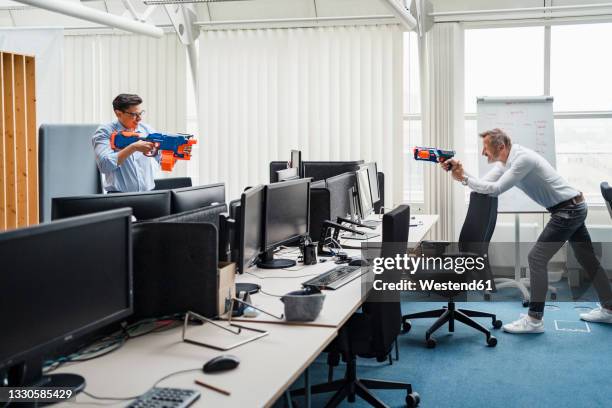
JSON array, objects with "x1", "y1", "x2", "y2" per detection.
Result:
[
  {"x1": 465, "y1": 144, "x2": 579, "y2": 209},
  {"x1": 92, "y1": 120, "x2": 160, "y2": 193}
]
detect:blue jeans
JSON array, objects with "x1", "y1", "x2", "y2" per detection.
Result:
[{"x1": 528, "y1": 202, "x2": 612, "y2": 319}]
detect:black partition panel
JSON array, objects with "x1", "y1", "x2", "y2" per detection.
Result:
[
  {"x1": 39, "y1": 124, "x2": 103, "y2": 222},
  {"x1": 154, "y1": 177, "x2": 192, "y2": 190},
  {"x1": 131, "y1": 222, "x2": 218, "y2": 320},
  {"x1": 152, "y1": 203, "x2": 227, "y2": 230},
  {"x1": 269, "y1": 161, "x2": 288, "y2": 183},
  {"x1": 302, "y1": 161, "x2": 363, "y2": 182}
]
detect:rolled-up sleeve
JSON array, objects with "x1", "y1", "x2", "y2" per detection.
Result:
[
  {"x1": 466, "y1": 156, "x2": 535, "y2": 196},
  {"x1": 92, "y1": 126, "x2": 120, "y2": 174}
]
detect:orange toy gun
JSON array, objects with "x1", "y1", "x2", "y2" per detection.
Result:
[{"x1": 111, "y1": 131, "x2": 197, "y2": 172}]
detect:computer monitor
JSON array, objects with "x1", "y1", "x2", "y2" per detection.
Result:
[
  {"x1": 276, "y1": 167, "x2": 299, "y2": 182},
  {"x1": 291, "y1": 149, "x2": 302, "y2": 176},
  {"x1": 325, "y1": 172, "x2": 356, "y2": 221},
  {"x1": 0, "y1": 208, "x2": 133, "y2": 392},
  {"x1": 259, "y1": 178, "x2": 310, "y2": 269},
  {"x1": 364, "y1": 162, "x2": 380, "y2": 204},
  {"x1": 170, "y1": 182, "x2": 225, "y2": 213},
  {"x1": 52, "y1": 190, "x2": 171, "y2": 221},
  {"x1": 355, "y1": 167, "x2": 374, "y2": 220},
  {"x1": 238, "y1": 185, "x2": 265, "y2": 273}
]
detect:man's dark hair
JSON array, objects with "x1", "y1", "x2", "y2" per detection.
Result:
[{"x1": 113, "y1": 94, "x2": 143, "y2": 111}]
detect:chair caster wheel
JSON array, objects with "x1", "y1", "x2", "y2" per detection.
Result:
[
  {"x1": 487, "y1": 336, "x2": 498, "y2": 347},
  {"x1": 406, "y1": 392, "x2": 420, "y2": 407},
  {"x1": 522, "y1": 299, "x2": 530, "y2": 307},
  {"x1": 484, "y1": 293, "x2": 491, "y2": 301},
  {"x1": 551, "y1": 293, "x2": 557, "y2": 300},
  {"x1": 401, "y1": 321, "x2": 412, "y2": 334},
  {"x1": 426, "y1": 338, "x2": 436, "y2": 349},
  {"x1": 493, "y1": 319, "x2": 503, "y2": 329}
]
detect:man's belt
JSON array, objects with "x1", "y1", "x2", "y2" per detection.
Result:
[{"x1": 547, "y1": 193, "x2": 584, "y2": 213}]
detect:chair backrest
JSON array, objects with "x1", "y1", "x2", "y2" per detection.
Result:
[
  {"x1": 601, "y1": 182, "x2": 612, "y2": 219},
  {"x1": 363, "y1": 204, "x2": 410, "y2": 357},
  {"x1": 153, "y1": 177, "x2": 192, "y2": 190},
  {"x1": 459, "y1": 192, "x2": 498, "y2": 255},
  {"x1": 39, "y1": 124, "x2": 103, "y2": 222},
  {"x1": 51, "y1": 190, "x2": 171, "y2": 221},
  {"x1": 170, "y1": 182, "x2": 225, "y2": 213}
]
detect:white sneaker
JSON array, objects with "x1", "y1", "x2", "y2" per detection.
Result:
[
  {"x1": 580, "y1": 307, "x2": 612, "y2": 323},
  {"x1": 502, "y1": 314, "x2": 544, "y2": 334}
]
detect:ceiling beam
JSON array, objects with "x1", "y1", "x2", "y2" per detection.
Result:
[
  {"x1": 13, "y1": 0, "x2": 164, "y2": 38},
  {"x1": 379, "y1": 0, "x2": 417, "y2": 30}
]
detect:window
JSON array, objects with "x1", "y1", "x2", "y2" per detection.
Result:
[
  {"x1": 464, "y1": 24, "x2": 610, "y2": 204},
  {"x1": 403, "y1": 31, "x2": 423, "y2": 203}
]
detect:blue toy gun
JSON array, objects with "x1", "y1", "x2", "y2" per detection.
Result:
[
  {"x1": 413, "y1": 146, "x2": 455, "y2": 171},
  {"x1": 110, "y1": 131, "x2": 197, "y2": 172}
]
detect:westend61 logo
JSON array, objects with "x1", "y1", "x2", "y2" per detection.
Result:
[{"x1": 372, "y1": 254, "x2": 487, "y2": 275}]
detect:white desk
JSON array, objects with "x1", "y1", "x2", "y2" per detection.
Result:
[
  {"x1": 57, "y1": 323, "x2": 336, "y2": 408},
  {"x1": 57, "y1": 214, "x2": 438, "y2": 407},
  {"x1": 230, "y1": 214, "x2": 439, "y2": 327}
]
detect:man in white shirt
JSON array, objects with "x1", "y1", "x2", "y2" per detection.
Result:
[{"x1": 444, "y1": 128, "x2": 612, "y2": 333}]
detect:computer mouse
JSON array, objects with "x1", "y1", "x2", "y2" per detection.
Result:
[
  {"x1": 203, "y1": 355, "x2": 240, "y2": 373},
  {"x1": 348, "y1": 258, "x2": 368, "y2": 267}
]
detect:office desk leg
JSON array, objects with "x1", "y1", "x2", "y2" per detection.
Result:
[{"x1": 305, "y1": 367, "x2": 311, "y2": 408}]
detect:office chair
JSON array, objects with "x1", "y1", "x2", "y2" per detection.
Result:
[
  {"x1": 292, "y1": 205, "x2": 420, "y2": 408},
  {"x1": 602, "y1": 182, "x2": 612, "y2": 219},
  {"x1": 401, "y1": 192, "x2": 502, "y2": 348}
]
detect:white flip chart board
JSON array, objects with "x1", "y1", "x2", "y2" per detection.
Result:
[{"x1": 477, "y1": 96, "x2": 556, "y2": 213}]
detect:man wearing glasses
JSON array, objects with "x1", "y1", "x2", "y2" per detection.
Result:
[{"x1": 92, "y1": 94, "x2": 159, "y2": 193}]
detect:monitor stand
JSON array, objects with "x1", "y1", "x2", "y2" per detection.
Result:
[
  {"x1": 7, "y1": 359, "x2": 86, "y2": 400},
  {"x1": 235, "y1": 282, "x2": 261, "y2": 295},
  {"x1": 256, "y1": 249, "x2": 296, "y2": 269}
]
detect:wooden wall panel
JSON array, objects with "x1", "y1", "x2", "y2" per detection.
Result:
[
  {"x1": 2, "y1": 52, "x2": 17, "y2": 230},
  {"x1": 14, "y1": 55, "x2": 27, "y2": 227},
  {"x1": 0, "y1": 51, "x2": 36, "y2": 231},
  {"x1": 0, "y1": 54, "x2": 5, "y2": 230},
  {"x1": 25, "y1": 56, "x2": 37, "y2": 225}
]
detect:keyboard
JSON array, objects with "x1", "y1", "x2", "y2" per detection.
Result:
[
  {"x1": 126, "y1": 387, "x2": 200, "y2": 408},
  {"x1": 302, "y1": 265, "x2": 363, "y2": 290}
]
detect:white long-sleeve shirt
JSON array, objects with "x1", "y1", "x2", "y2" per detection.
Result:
[{"x1": 465, "y1": 144, "x2": 579, "y2": 209}]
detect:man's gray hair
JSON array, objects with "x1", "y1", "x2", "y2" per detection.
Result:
[{"x1": 479, "y1": 128, "x2": 512, "y2": 148}]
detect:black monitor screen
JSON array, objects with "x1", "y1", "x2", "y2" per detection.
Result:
[
  {"x1": 356, "y1": 168, "x2": 374, "y2": 219},
  {"x1": 264, "y1": 179, "x2": 310, "y2": 250},
  {"x1": 0, "y1": 209, "x2": 133, "y2": 372},
  {"x1": 171, "y1": 183, "x2": 225, "y2": 213},
  {"x1": 239, "y1": 185, "x2": 265, "y2": 272},
  {"x1": 365, "y1": 162, "x2": 380, "y2": 204},
  {"x1": 52, "y1": 191, "x2": 171, "y2": 221}
]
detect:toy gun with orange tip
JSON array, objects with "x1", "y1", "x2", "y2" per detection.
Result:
[
  {"x1": 413, "y1": 147, "x2": 455, "y2": 171},
  {"x1": 110, "y1": 131, "x2": 197, "y2": 172}
]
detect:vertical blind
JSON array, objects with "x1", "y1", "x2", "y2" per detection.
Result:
[
  {"x1": 63, "y1": 33, "x2": 187, "y2": 135},
  {"x1": 196, "y1": 25, "x2": 404, "y2": 203}
]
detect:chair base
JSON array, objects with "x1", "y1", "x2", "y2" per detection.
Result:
[
  {"x1": 291, "y1": 356, "x2": 419, "y2": 408},
  {"x1": 401, "y1": 301, "x2": 501, "y2": 348}
]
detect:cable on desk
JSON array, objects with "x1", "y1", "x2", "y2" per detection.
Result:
[
  {"x1": 81, "y1": 368, "x2": 202, "y2": 402},
  {"x1": 259, "y1": 289, "x2": 284, "y2": 298},
  {"x1": 245, "y1": 271, "x2": 321, "y2": 280}
]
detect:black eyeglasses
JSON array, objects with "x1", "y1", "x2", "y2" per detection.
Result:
[{"x1": 122, "y1": 110, "x2": 145, "y2": 119}]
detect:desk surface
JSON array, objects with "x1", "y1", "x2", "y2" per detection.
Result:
[
  {"x1": 57, "y1": 213, "x2": 438, "y2": 408},
  {"x1": 230, "y1": 214, "x2": 438, "y2": 327},
  {"x1": 57, "y1": 323, "x2": 336, "y2": 408}
]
